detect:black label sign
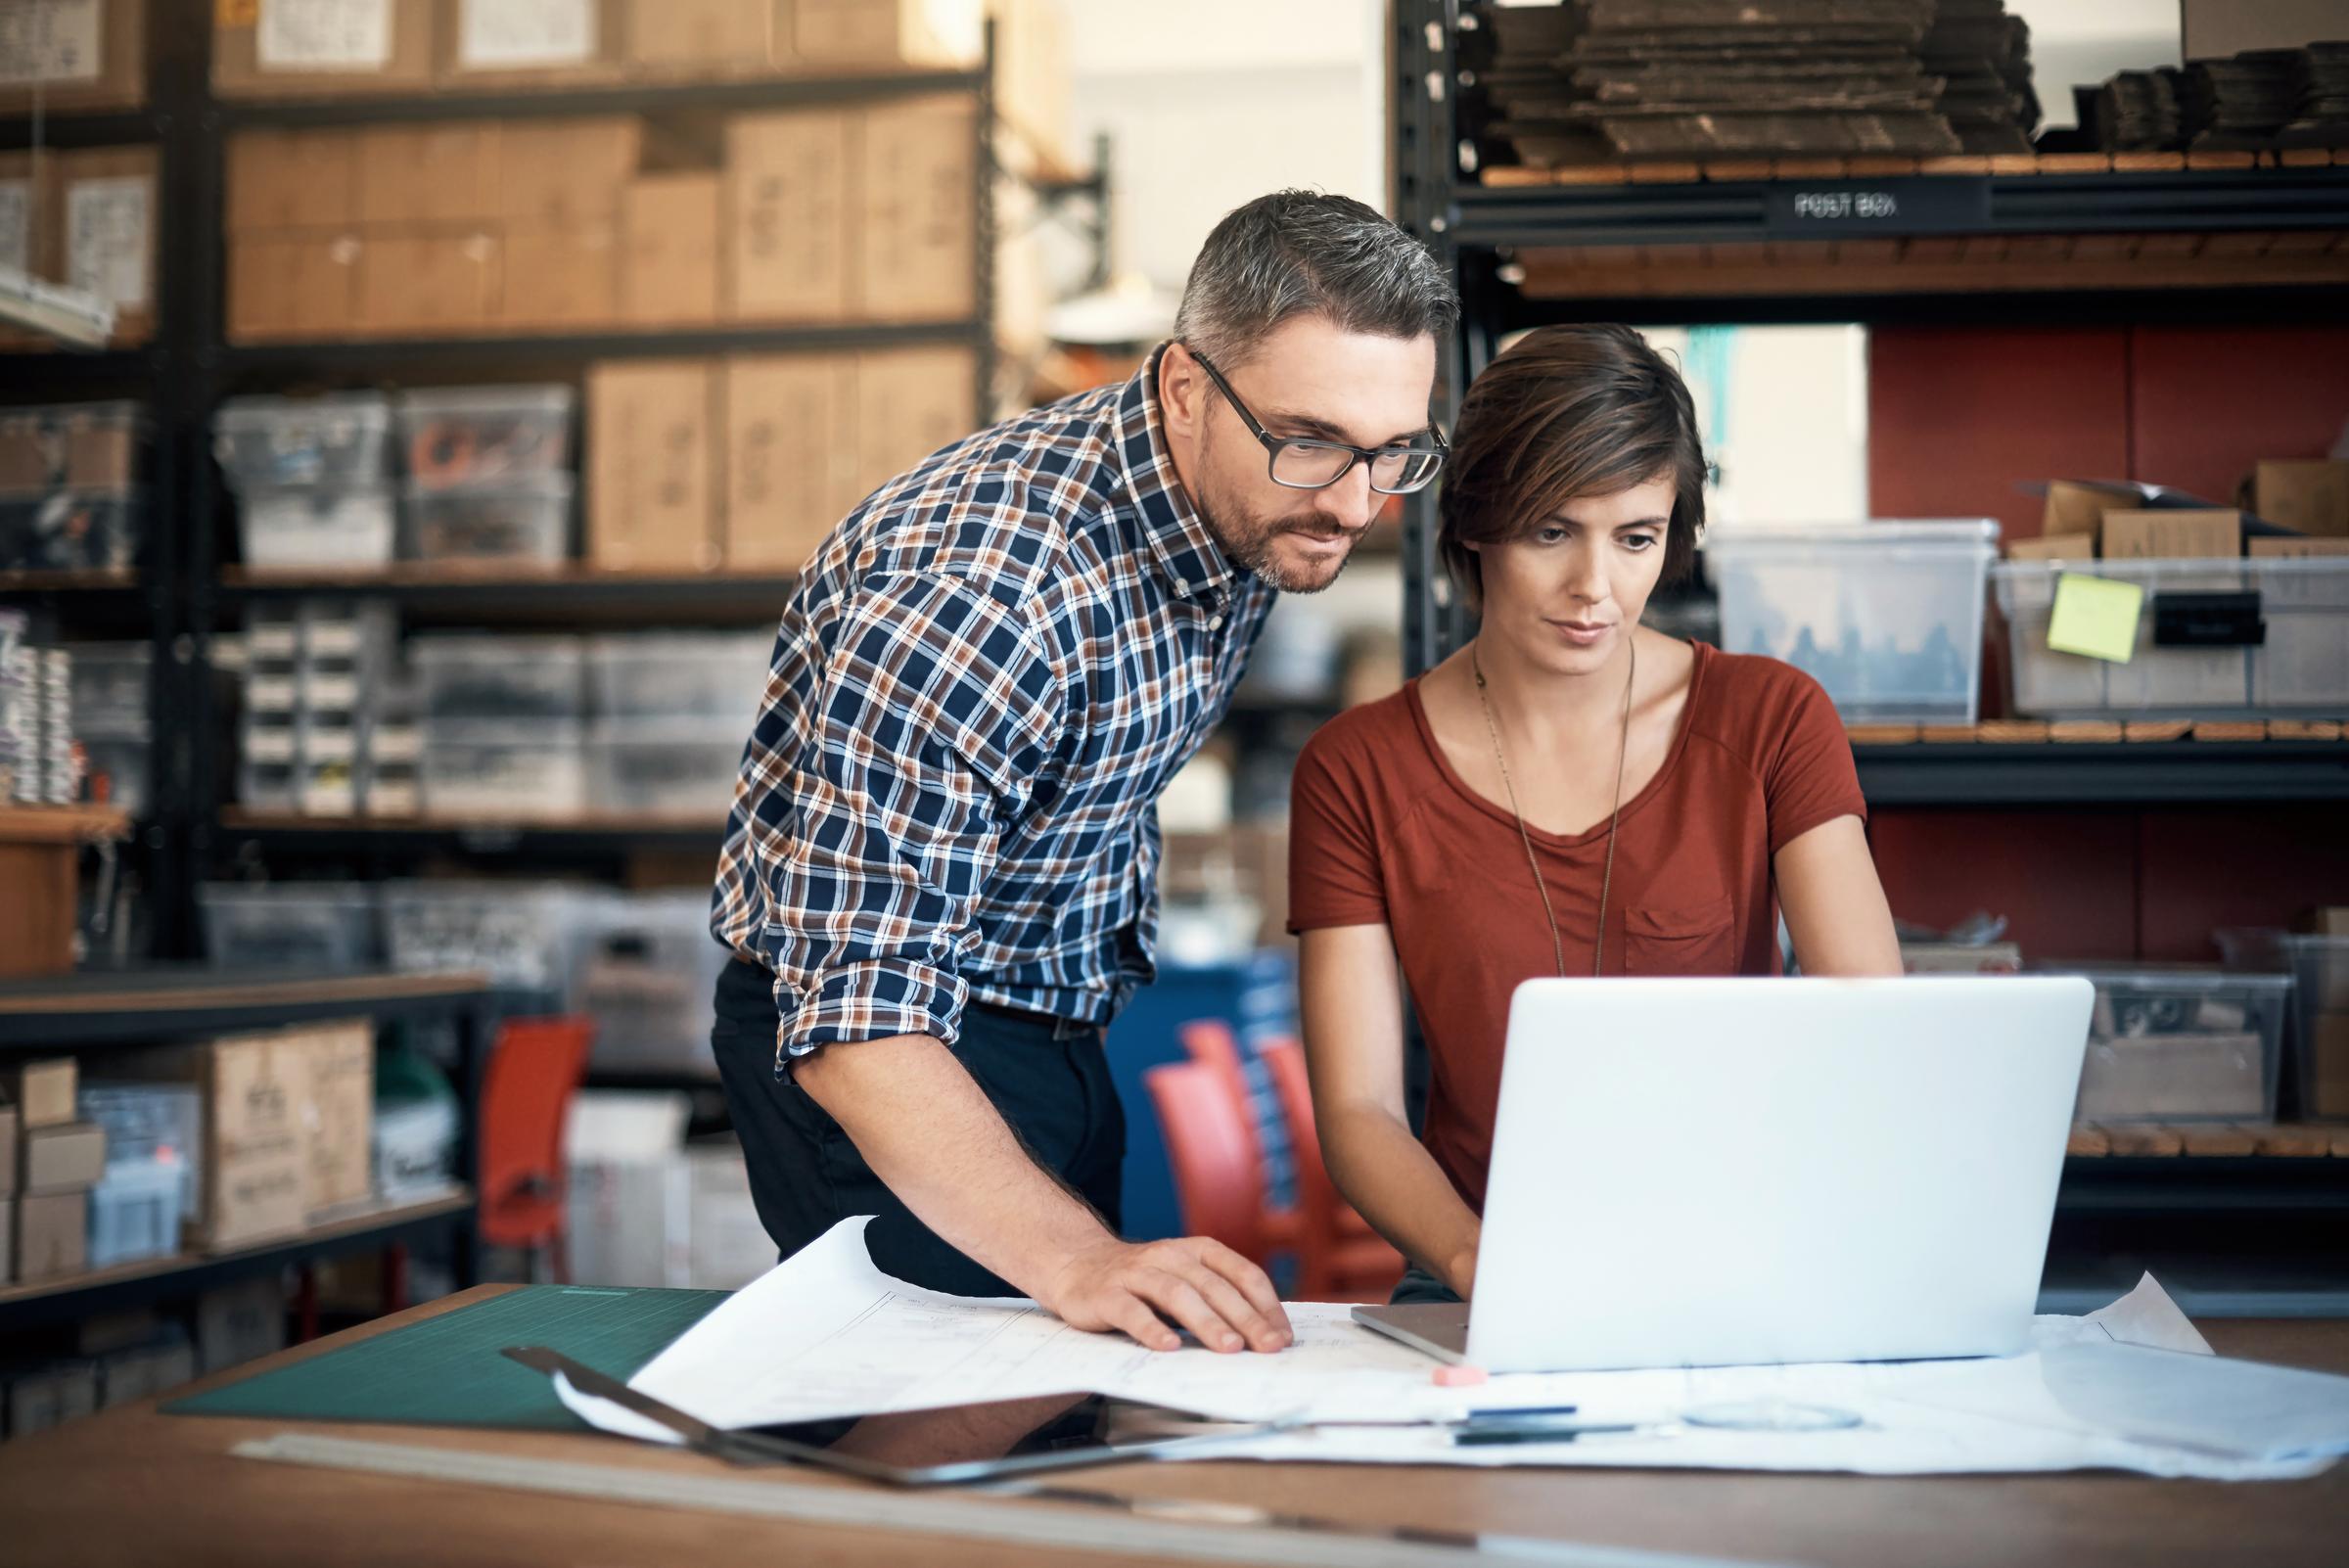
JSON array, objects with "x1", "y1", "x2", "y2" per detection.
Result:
[{"x1": 1764, "y1": 178, "x2": 1991, "y2": 235}]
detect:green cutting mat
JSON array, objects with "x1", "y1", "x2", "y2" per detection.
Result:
[{"x1": 163, "y1": 1285, "x2": 729, "y2": 1431}]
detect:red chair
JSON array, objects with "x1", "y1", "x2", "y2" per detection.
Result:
[
  {"x1": 478, "y1": 1015, "x2": 595, "y2": 1283},
  {"x1": 1177, "y1": 1019, "x2": 1303, "y2": 1257},
  {"x1": 1258, "y1": 1037, "x2": 1405, "y2": 1301},
  {"x1": 1144, "y1": 1061, "x2": 1269, "y2": 1261}
]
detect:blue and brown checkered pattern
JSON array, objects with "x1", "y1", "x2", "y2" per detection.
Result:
[{"x1": 713, "y1": 346, "x2": 1276, "y2": 1071}]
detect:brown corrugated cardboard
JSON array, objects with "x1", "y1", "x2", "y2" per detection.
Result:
[
  {"x1": 2249, "y1": 535, "x2": 2349, "y2": 559},
  {"x1": 990, "y1": 0, "x2": 1073, "y2": 177},
  {"x1": 500, "y1": 224, "x2": 618, "y2": 331},
  {"x1": 857, "y1": 95, "x2": 978, "y2": 321},
  {"x1": 0, "y1": 0, "x2": 147, "y2": 113},
  {"x1": 587, "y1": 360, "x2": 720, "y2": 572},
  {"x1": 438, "y1": 0, "x2": 625, "y2": 86},
  {"x1": 619, "y1": 173, "x2": 720, "y2": 327},
  {"x1": 228, "y1": 232, "x2": 364, "y2": 342},
  {"x1": 0, "y1": 1103, "x2": 15, "y2": 1202},
  {"x1": 227, "y1": 129, "x2": 361, "y2": 233},
  {"x1": 722, "y1": 354, "x2": 859, "y2": 573},
  {"x1": 2312, "y1": 1011, "x2": 2349, "y2": 1121},
  {"x1": 2005, "y1": 531, "x2": 2096, "y2": 562},
  {"x1": 789, "y1": 0, "x2": 978, "y2": 69},
  {"x1": 213, "y1": 0, "x2": 437, "y2": 98},
  {"x1": 298, "y1": 1021, "x2": 375, "y2": 1216},
  {"x1": 16, "y1": 1190, "x2": 89, "y2": 1281},
  {"x1": 2099, "y1": 510, "x2": 2241, "y2": 561},
  {"x1": 497, "y1": 117, "x2": 640, "y2": 229},
  {"x1": 2184, "y1": 0, "x2": 2349, "y2": 58},
  {"x1": 23, "y1": 1122, "x2": 106, "y2": 1194},
  {"x1": 854, "y1": 346, "x2": 978, "y2": 491},
  {"x1": 356, "y1": 122, "x2": 502, "y2": 227},
  {"x1": 5, "y1": 1059, "x2": 77, "y2": 1130},
  {"x1": 2042, "y1": 480, "x2": 2140, "y2": 543},
  {"x1": 725, "y1": 110, "x2": 852, "y2": 321},
  {"x1": 120, "y1": 1033, "x2": 307, "y2": 1253},
  {"x1": 355, "y1": 231, "x2": 502, "y2": 336},
  {"x1": 625, "y1": 0, "x2": 767, "y2": 71},
  {"x1": 2255, "y1": 460, "x2": 2349, "y2": 538},
  {"x1": 58, "y1": 145, "x2": 157, "y2": 345}
]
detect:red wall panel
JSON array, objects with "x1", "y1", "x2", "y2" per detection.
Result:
[
  {"x1": 1866, "y1": 810, "x2": 2140, "y2": 962},
  {"x1": 2137, "y1": 809, "x2": 2349, "y2": 963},
  {"x1": 2130, "y1": 326, "x2": 2349, "y2": 507}
]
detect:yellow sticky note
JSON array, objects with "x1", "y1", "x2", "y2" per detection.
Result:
[{"x1": 2047, "y1": 573, "x2": 2144, "y2": 664}]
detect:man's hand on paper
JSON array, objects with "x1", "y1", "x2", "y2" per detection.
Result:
[{"x1": 1040, "y1": 1236, "x2": 1294, "y2": 1355}]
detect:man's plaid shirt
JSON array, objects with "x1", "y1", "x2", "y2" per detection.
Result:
[{"x1": 712, "y1": 346, "x2": 1276, "y2": 1071}]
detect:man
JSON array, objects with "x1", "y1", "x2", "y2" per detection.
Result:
[{"x1": 710, "y1": 190, "x2": 1456, "y2": 1355}]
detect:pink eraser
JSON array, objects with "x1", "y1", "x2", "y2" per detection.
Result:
[{"x1": 1433, "y1": 1364, "x2": 1488, "y2": 1387}]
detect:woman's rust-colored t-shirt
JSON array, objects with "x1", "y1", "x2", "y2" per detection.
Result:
[{"x1": 1287, "y1": 640, "x2": 1867, "y2": 1214}]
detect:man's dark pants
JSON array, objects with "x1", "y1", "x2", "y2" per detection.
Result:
[{"x1": 711, "y1": 955, "x2": 1127, "y2": 1295}]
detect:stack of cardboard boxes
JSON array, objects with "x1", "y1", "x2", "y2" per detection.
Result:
[
  {"x1": 4, "y1": 1058, "x2": 107, "y2": 1286},
  {"x1": 2300, "y1": 908, "x2": 2349, "y2": 1122},
  {"x1": 0, "y1": 148, "x2": 159, "y2": 350}
]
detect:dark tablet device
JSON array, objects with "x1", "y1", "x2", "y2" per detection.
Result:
[{"x1": 744, "y1": 1391, "x2": 1259, "y2": 1486}]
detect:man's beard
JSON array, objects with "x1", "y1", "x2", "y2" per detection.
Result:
[{"x1": 1199, "y1": 486, "x2": 1359, "y2": 594}]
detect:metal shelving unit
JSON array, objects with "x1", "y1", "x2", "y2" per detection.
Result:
[{"x1": 1852, "y1": 742, "x2": 2349, "y2": 807}]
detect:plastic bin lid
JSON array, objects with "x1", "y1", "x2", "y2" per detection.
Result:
[
  {"x1": 394, "y1": 385, "x2": 576, "y2": 417},
  {"x1": 1706, "y1": 519, "x2": 2001, "y2": 549},
  {"x1": 215, "y1": 392, "x2": 393, "y2": 428},
  {"x1": 2037, "y1": 963, "x2": 2293, "y2": 992}
]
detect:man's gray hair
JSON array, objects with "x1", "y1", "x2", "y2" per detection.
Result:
[{"x1": 1173, "y1": 190, "x2": 1458, "y2": 369}]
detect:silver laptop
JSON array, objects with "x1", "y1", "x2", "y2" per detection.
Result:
[{"x1": 1355, "y1": 976, "x2": 2093, "y2": 1372}]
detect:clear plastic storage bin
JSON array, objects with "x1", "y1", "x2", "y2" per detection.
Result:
[
  {"x1": 1993, "y1": 556, "x2": 2349, "y2": 718},
  {"x1": 576, "y1": 893, "x2": 732, "y2": 1075},
  {"x1": 0, "y1": 484, "x2": 144, "y2": 572},
  {"x1": 87, "y1": 1155, "x2": 193, "y2": 1268},
  {"x1": 411, "y1": 635, "x2": 585, "y2": 721},
  {"x1": 198, "y1": 882, "x2": 381, "y2": 970},
  {"x1": 382, "y1": 880, "x2": 592, "y2": 996},
  {"x1": 400, "y1": 477, "x2": 571, "y2": 565},
  {"x1": 214, "y1": 392, "x2": 392, "y2": 491},
  {"x1": 2216, "y1": 927, "x2": 2349, "y2": 1121},
  {"x1": 421, "y1": 720, "x2": 588, "y2": 817},
  {"x1": 2049, "y1": 965, "x2": 2292, "y2": 1123},
  {"x1": 63, "y1": 642, "x2": 149, "y2": 730},
  {"x1": 237, "y1": 485, "x2": 396, "y2": 569},
  {"x1": 78, "y1": 1083, "x2": 203, "y2": 1190},
  {"x1": 394, "y1": 386, "x2": 574, "y2": 490},
  {"x1": 587, "y1": 721, "x2": 742, "y2": 816},
  {"x1": 1706, "y1": 520, "x2": 2000, "y2": 723},
  {"x1": 585, "y1": 633, "x2": 771, "y2": 722},
  {"x1": 0, "y1": 400, "x2": 146, "y2": 490}
]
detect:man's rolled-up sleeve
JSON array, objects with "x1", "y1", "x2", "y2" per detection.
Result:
[{"x1": 741, "y1": 572, "x2": 1063, "y2": 1068}]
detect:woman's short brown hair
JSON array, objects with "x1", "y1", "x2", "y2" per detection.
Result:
[{"x1": 1437, "y1": 324, "x2": 1708, "y2": 611}]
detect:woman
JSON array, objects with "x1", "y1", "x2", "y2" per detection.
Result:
[{"x1": 1288, "y1": 324, "x2": 1903, "y2": 1306}]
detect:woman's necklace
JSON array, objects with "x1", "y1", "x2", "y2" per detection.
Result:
[{"x1": 1469, "y1": 634, "x2": 1637, "y2": 979}]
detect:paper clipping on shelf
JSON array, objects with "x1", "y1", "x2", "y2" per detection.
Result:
[{"x1": 552, "y1": 1220, "x2": 2348, "y2": 1480}]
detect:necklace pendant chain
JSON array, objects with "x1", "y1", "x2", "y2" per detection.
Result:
[{"x1": 1471, "y1": 635, "x2": 1637, "y2": 980}]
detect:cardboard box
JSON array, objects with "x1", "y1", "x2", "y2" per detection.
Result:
[
  {"x1": 497, "y1": 116, "x2": 640, "y2": 229},
  {"x1": 119, "y1": 1033, "x2": 307, "y2": 1253},
  {"x1": 16, "y1": 1190, "x2": 89, "y2": 1280},
  {"x1": 624, "y1": 0, "x2": 767, "y2": 72},
  {"x1": 22, "y1": 1122, "x2": 106, "y2": 1194},
  {"x1": 228, "y1": 232, "x2": 364, "y2": 342},
  {"x1": 2, "y1": 1359, "x2": 96, "y2": 1436},
  {"x1": 989, "y1": 0, "x2": 1073, "y2": 177},
  {"x1": 2006, "y1": 531, "x2": 2095, "y2": 563},
  {"x1": 721, "y1": 354, "x2": 858, "y2": 572},
  {"x1": 500, "y1": 224, "x2": 619, "y2": 331},
  {"x1": 857, "y1": 95, "x2": 978, "y2": 322},
  {"x1": 297, "y1": 1021, "x2": 375, "y2": 1216},
  {"x1": 2099, "y1": 509, "x2": 2241, "y2": 562},
  {"x1": 195, "y1": 1276, "x2": 288, "y2": 1374},
  {"x1": 355, "y1": 230, "x2": 502, "y2": 336},
  {"x1": 5, "y1": 1059, "x2": 77, "y2": 1129},
  {"x1": 855, "y1": 346, "x2": 978, "y2": 490},
  {"x1": 0, "y1": 1194, "x2": 10, "y2": 1284},
  {"x1": 2250, "y1": 535, "x2": 2349, "y2": 559},
  {"x1": 356, "y1": 121, "x2": 501, "y2": 227},
  {"x1": 0, "y1": 0, "x2": 146, "y2": 114},
  {"x1": 0, "y1": 1104, "x2": 15, "y2": 1202},
  {"x1": 2311, "y1": 1012, "x2": 2349, "y2": 1121},
  {"x1": 58, "y1": 145, "x2": 157, "y2": 345},
  {"x1": 214, "y1": 0, "x2": 438, "y2": 98},
  {"x1": 724, "y1": 109, "x2": 852, "y2": 321},
  {"x1": 2255, "y1": 460, "x2": 2349, "y2": 538},
  {"x1": 227, "y1": 129, "x2": 362, "y2": 233},
  {"x1": 587, "y1": 360, "x2": 720, "y2": 572},
  {"x1": 2042, "y1": 480, "x2": 2140, "y2": 544},
  {"x1": 619, "y1": 173, "x2": 720, "y2": 327},
  {"x1": 787, "y1": 0, "x2": 980, "y2": 69},
  {"x1": 438, "y1": 0, "x2": 624, "y2": 86},
  {"x1": 2185, "y1": 0, "x2": 2349, "y2": 59}
]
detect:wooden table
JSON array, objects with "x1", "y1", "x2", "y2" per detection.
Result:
[{"x1": 1, "y1": 1289, "x2": 2343, "y2": 1567}]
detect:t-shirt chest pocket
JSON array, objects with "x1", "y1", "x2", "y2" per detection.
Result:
[{"x1": 1621, "y1": 893, "x2": 1737, "y2": 976}]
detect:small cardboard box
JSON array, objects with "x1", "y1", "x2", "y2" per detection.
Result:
[
  {"x1": 228, "y1": 232, "x2": 364, "y2": 342},
  {"x1": 23, "y1": 1122, "x2": 107, "y2": 1194},
  {"x1": 58, "y1": 145, "x2": 157, "y2": 346},
  {"x1": 497, "y1": 116, "x2": 640, "y2": 229},
  {"x1": 16, "y1": 1190, "x2": 90, "y2": 1281},
  {"x1": 587, "y1": 359, "x2": 721, "y2": 572},
  {"x1": 620, "y1": 173, "x2": 721, "y2": 327},
  {"x1": 354, "y1": 230, "x2": 502, "y2": 336},
  {"x1": 2248, "y1": 535, "x2": 2349, "y2": 560},
  {"x1": 118, "y1": 1033, "x2": 307, "y2": 1253},
  {"x1": 438, "y1": 0, "x2": 625, "y2": 87},
  {"x1": 721, "y1": 353, "x2": 859, "y2": 573},
  {"x1": 2255, "y1": 460, "x2": 2349, "y2": 538},
  {"x1": 854, "y1": 346, "x2": 978, "y2": 492},
  {"x1": 624, "y1": 0, "x2": 767, "y2": 72},
  {"x1": 2099, "y1": 509, "x2": 2241, "y2": 561},
  {"x1": 4, "y1": 1059, "x2": 78, "y2": 1130},
  {"x1": 0, "y1": 0, "x2": 147, "y2": 114},
  {"x1": 500, "y1": 224, "x2": 619, "y2": 331},
  {"x1": 2005, "y1": 531, "x2": 2096, "y2": 563},
  {"x1": 296, "y1": 1021, "x2": 375, "y2": 1217},
  {"x1": 855, "y1": 95, "x2": 978, "y2": 323},
  {"x1": 2042, "y1": 480, "x2": 2140, "y2": 544},
  {"x1": 2310, "y1": 1011, "x2": 2349, "y2": 1121},
  {"x1": 724, "y1": 109, "x2": 852, "y2": 322},
  {"x1": 214, "y1": 0, "x2": 438, "y2": 99},
  {"x1": 356, "y1": 121, "x2": 502, "y2": 227},
  {"x1": 227, "y1": 129, "x2": 362, "y2": 233},
  {"x1": 785, "y1": 0, "x2": 979, "y2": 70}
]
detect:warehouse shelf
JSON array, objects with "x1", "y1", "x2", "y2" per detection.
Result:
[
  {"x1": 0, "y1": 110, "x2": 155, "y2": 151},
  {"x1": 1851, "y1": 741, "x2": 2349, "y2": 807},
  {"x1": 217, "y1": 809, "x2": 727, "y2": 857},
  {"x1": 221, "y1": 318, "x2": 989, "y2": 377},
  {"x1": 217, "y1": 565, "x2": 798, "y2": 626},
  {"x1": 0, "y1": 347, "x2": 166, "y2": 391},
  {"x1": 0, "y1": 567, "x2": 143, "y2": 595},
  {"x1": 0, "y1": 965, "x2": 491, "y2": 1051},
  {"x1": 214, "y1": 67, "x2": 988, "y2": 130},
  {"x1": 0, "y1": 1189, "x2": 474, "y2": 1335}
]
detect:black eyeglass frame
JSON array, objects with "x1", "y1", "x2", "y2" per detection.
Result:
[{"x1": 1186, "y1": 346, "x2": 1448, "y2": 494}]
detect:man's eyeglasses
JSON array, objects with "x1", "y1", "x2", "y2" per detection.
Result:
[{"x1": 1187, "y1": 346, "x2": 1447, "y2": 495}]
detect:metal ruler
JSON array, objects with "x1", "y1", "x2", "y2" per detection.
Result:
[{"x1": 234, "y1": 1432, "x2": 1793, "y2": 1568}]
